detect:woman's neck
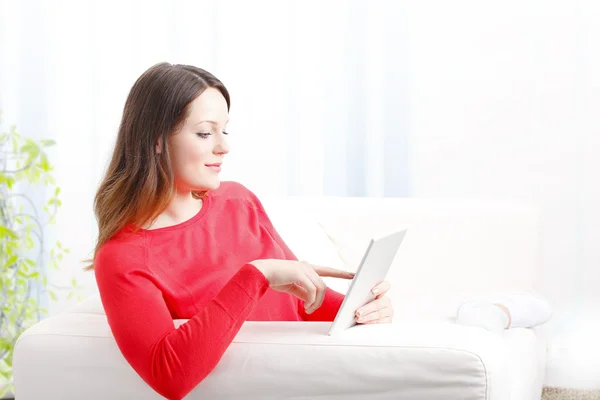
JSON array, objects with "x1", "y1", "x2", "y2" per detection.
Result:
[{"x1": 144, "y1": 190, "x2": 203, "y2": 230}]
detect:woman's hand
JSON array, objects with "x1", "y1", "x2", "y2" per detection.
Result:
[
  {"x1": 355, "y1": 281, "x2": 393, "y2": 324},
  {"x1": 250, "y1": 259, "x2": 354, "y2": 314}
]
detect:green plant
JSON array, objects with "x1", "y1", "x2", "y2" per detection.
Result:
[{"x1": 0, "y1": 110, "x2": 79, "y2": 396}]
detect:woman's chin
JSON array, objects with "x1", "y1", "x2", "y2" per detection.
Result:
[{"x1": 199, "y1": 179, "x2": 221, "y2": 191}]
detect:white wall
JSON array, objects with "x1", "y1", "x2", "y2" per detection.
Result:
[
  {"x1": 402, "y1": 1, "x2": 600, "y2": 387},
  {"x1": 402, "y1": 0, "x2": 600, "y2": 316}
]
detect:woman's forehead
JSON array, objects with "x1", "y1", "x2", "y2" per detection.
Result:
[{"x1": 187, "y1": 89, "x2": 229, "y2": 124}]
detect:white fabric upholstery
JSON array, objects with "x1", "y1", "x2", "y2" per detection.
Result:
[
  {"x1": 14, "y1": 197, "x2": 547, "y2": 399},
  {"x1": 263, "y1": 196, "x2": 543, "y2": 317}
]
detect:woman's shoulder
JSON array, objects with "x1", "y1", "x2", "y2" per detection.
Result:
[
  {"x1": 94, "y1": 233, "x2": 148, "y2": 277},
  {"x1": 212, "y1": 181, "x2": 260, "y2": 204}
]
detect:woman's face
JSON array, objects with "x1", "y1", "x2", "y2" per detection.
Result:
[{"x1": 165, "y1": 88, "x2": 230, "y2": 193}]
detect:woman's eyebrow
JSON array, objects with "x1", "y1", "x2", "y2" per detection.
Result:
[{"x1": 195, "y1": 120, "x2": 229, "y2": 125}]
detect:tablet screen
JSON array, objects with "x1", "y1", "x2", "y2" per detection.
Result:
[{"x1": 328, "y1": 228, "x2": 407, "y2": 335}]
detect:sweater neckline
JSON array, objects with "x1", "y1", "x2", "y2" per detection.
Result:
[{"x1": 135, "y1": 193, "x2": 212, "y2": 234}]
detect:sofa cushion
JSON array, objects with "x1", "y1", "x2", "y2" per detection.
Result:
[
  {"x1": 277, "y1": 197, "x2": 542, "y2": 320},
  {"x1": 260, "y1": 198, "x2": 351, "y2": 294}
]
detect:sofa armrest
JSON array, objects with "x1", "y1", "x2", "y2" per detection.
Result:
[{"x1": 14, "y1": 309, "x2": 516, "y2": 400}]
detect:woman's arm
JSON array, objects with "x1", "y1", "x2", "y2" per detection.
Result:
[
  {"x1": 95, "y1": 249, "x2": 268, "y2": 400},
  {"x1": 297, "y1": 286, "x2": 345, "y2": 321},
  {"x1": 247, "y1": 192, "x2": 346, "y2": 321}
]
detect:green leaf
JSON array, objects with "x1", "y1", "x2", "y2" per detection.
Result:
[
  {"x1": 0, "y1": 174, "x2": 15, "y2": 189},
  {"x1": 49, "y1": 291, "x2": 58, "y2": 302},
  {"x1": 40, "y1": 139, "x2": 56, "y2": 147},
  {"x1": 3, "y1": 255, "x2": 18, "y2": 269},
  {"x1": 55, "y1": 187, "x2": 61, "y2": 196},
  {"x1": 20, "y1": 140, "x2": 37, "y2": 153},
  {"x1": 39, "y1": 152, "x2": 51, "y2": 172},
  {"x1": 0, "y1": 225, "x2": 19, "y2": 240},
  {"x1": 0, "y1": 368, "x2": 10, "y2": 380}
]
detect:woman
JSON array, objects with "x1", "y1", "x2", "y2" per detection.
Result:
[{"x1": 90, "y1": 62, "x2": 394, "y2": 400}]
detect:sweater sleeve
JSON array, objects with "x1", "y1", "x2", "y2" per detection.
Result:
[
  {"x1": 297, "y1": 287, "x2": 345, "y2": 321},
  {"x1": 95, "y1": 246, "x2": 269, "y2": 400},
  {"x1": 245, "y1": 188, "x2": 346, "y2": 322}
]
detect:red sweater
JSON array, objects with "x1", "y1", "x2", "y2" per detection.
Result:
[{"x1": 94, "y1": 181, "x2": 345, "y2": 400}]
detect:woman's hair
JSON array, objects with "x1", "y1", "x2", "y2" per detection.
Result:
[{"x1": 85, "y1": 62, "x2": 230, "y2": 270}]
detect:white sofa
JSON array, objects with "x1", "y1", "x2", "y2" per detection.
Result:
[{"x1": 13, "y1": 197, "x2": 549, "y2": 399}]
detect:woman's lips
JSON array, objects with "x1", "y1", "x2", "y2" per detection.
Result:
[{"x1": 205, "y1": 164, "x2": 222, "y2": 172}]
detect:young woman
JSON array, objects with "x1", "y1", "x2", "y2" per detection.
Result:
[{"x1": 90, "y1": 62, "x2": 394, "y2": 400}]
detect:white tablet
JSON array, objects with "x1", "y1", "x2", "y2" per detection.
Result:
[{"x1": 328, "y1": 228, "x2": 407, "y2": 336}]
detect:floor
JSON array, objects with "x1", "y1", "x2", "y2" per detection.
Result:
[{"x1": 542, "y1": 387, "x2": 600, "y2": 400}]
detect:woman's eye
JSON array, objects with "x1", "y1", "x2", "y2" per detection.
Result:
[
  {"x1": 196, "y1": 132, "x2": 211, "y2": 138},
  {"x1": 223, "y1": 131, "x2": 230, "y2": 135}
]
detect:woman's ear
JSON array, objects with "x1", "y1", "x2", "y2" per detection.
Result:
[{"x1": 155, "y1": 139, "x2": 162, "y2": 154}]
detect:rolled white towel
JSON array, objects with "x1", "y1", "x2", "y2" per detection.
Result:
[
  {"x1": 456, "y1": 292, "x2": 553, "y2": 331},
  {"x1": 501, "y1": 292, "x2": 553, "y2": 329},
  {"x1": 456, "y1": 300, "x2": 509, "y2": 332}
]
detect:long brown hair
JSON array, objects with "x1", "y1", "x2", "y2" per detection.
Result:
[{"x1": 86, "y1": 62, "x2": 230, "y2": 270}]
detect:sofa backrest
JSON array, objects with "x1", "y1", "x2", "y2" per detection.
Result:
[{"x1": 261, "y1": 196, "x2": 542, "y2": 320}]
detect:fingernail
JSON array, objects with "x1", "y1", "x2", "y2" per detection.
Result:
[
  {"x1": 372, "y1": 288, "x2": 380, "y2": 295},
  {"x1": 356, "y1": 311, "x2": 362, "y2": 317}
]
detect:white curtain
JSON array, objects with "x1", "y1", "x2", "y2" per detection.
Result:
[
  {"x1": 0, "y1": 0, "x2": 409, "y2": 310},
  {"x1": 0, "y1": 0, "x2": 409, "y2": 196}
]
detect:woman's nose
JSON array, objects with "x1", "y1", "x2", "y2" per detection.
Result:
[{"x1": 214, "y1": 133, "x2": 230, "y2": 155}]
